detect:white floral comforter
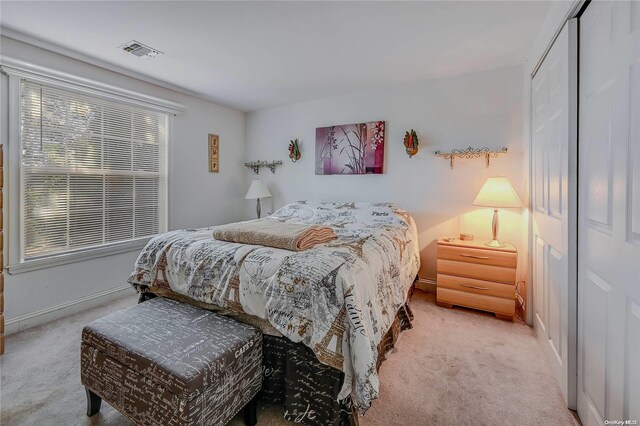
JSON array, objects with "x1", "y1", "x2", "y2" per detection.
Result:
[{"x1": 129, "y1": 201, "x2": 420, "y2": 411}]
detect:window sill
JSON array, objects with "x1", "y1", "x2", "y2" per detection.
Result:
[{"x1": 7, "y1": 238, "x2": 151, "y2": 275}]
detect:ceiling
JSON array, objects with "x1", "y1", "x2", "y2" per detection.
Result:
[{"x1": 0, "y1": 1, "x2": 551, "y2": 112}]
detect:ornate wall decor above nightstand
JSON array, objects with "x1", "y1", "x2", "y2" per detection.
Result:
[
  {"x1": 243, "y1": 160, "x2": 283, "y2": 174},
  {"x1": 436, "y1": 237, "x2": 517, "y2": 321},
  {"x1": 434, "y1": 146, "x2": 508, "y2": 169}
]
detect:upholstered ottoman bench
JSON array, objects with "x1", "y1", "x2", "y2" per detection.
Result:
[{"x1": 80, "y1": 297, "x2": 262, "y2": 426}]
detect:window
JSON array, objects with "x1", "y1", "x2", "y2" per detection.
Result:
[{"x1": 19, "y1": 80, "x2": 168, "y2": 261}]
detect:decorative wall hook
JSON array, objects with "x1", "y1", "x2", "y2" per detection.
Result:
[
  {"x1": 288, "y1": 139, "x2": 301, "y2": 162},
  {"x1": 244, "y1": 160, "x2": 283, "y2": 174},
  {"x1": 403, "y1": 129, "x2": 419, "y2": 158},
  {"x1": 435, "y1": 147, "x2": 508, "y2": 169}
]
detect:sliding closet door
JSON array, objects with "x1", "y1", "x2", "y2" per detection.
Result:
[
  {"x1": 0, "y1": 144, "x2": 3, "y2": 355},
  {"x1": 530, "y1": 20, "x2": 578, "y2": 408},
  {"x1": 578, "y1": 1, "x2": 640, "y2": 424}
]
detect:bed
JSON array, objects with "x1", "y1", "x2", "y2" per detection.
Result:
[{"x1": 129, "y1": 201, "x2": 420, "y2": 425}]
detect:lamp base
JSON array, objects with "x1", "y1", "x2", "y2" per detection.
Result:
[
  {"x1": 484, "y1": 239, "x2": 506, "y2": 248},
  {"x1": 484, "y1": 209, "x2": 505, "y2": 248}
]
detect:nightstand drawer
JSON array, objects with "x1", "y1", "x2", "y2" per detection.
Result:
[
  {"x1": 437, "y1": 259, "x2": 516, "y2": 284},
  {"x1": 438, "y1": 245, "x2": 517, "y2": 268},
  {"x1": 437, "y1": 287, "x2": 515, "y2": 316},
  {"x1": 437, "y1": 274, "x2": 515, "y2": 299}
]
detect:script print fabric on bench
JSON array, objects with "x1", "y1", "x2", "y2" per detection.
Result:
[{"x1": 81, "y1": 298, "x2": 262, "y2": 425}]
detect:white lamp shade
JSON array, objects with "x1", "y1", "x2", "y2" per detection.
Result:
[
  {"x1": 245, "y1": 179, "x2": 272, "y2": 200},
  {"x1": 472, "y1": 177, "x2": 522, "y2": 208}
]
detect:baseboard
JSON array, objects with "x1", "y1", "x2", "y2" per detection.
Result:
[
  {"x1": 416, "y1": 277, "x2": 437, "y2": 293},
  {"x1": 5, "y1": 284, "x2": 136, "y2": 335}
]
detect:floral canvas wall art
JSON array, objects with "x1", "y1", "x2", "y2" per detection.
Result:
[{"x1": 315, "y1": 121, "x2": 385, "y2": 175}]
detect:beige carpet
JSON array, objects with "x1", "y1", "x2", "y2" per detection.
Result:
[{"x1": 0, "y1": 290, "x2": 579, "y2": 426}]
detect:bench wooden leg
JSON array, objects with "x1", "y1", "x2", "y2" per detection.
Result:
[
  {"x1": 243, "y1": 395, "x2": 258, "y2": 426},
  {"x1": 85, "y1": 387, "x2": 102, "y2": 417}
]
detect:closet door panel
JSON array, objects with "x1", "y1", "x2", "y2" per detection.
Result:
[
  {"x1": 578, "y1": 1, "x2": 640, "y2": 423},
  {"x1": 530, "y1": 20, "x2": 578, "y2": 408}
]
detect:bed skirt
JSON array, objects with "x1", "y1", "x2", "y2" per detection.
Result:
[{"x1": 137, "y1": 284, "x2": 415, "y2": 426}]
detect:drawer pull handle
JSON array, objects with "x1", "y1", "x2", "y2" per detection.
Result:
[
  {"x1": 460, "y1": 254, "x2": 490, "y2": 259},
  {"x1": 460, "y1": 284, "x2": 489, "y2": 290}
]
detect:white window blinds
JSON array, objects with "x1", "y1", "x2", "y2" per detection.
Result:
[{"x1": 20, "y1": 80, "x2": 168, "y2": 260}]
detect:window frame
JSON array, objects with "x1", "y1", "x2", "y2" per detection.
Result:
[{"x1": 1, "y1": 58, "x2": 184, "y2": 274}]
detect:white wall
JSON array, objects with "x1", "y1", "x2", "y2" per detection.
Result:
[
  {"x1": 245, "y1": 65, "x2": 527, "y2": 281},
  {"x1": 0, "y1": 37, "x2": 247, "y2": 324}
]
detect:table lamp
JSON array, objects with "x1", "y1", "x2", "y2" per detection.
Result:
[
  {"x1": 472, "y1": 176, "x2": 522, "y2": 247},
  {"x1": 245, "y1": 179, "x2": 272, "y2": 218}
]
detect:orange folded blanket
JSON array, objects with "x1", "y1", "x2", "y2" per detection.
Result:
[{"x1": 212, "y1": 218, "x2": 337, "y2": 251}]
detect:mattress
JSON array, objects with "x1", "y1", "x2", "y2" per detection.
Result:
[{"x1": 129, "y1": 201, "x2": 420, "y2": 411}]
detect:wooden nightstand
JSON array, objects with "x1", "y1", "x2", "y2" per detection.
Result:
[{"x1": 436, "y1": 238, "x2": 517, "y2": 320}]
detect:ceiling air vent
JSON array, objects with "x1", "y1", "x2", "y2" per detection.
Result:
[{"x1": 118, "y1": 40, "x2": 163, "y2": 58}]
